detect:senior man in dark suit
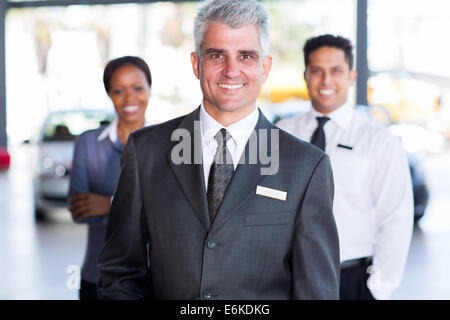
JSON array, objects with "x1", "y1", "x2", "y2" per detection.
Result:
[{"x1": 98, "y1": 0, "x2": 339, "y2": 300}]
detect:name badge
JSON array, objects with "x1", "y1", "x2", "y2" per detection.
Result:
[
  {"x1": 256, "y1": 185, "x2": 287, "y2": 201},
  {"x1": 337, "y1": 143, "x2": 353, "y2": 150}
]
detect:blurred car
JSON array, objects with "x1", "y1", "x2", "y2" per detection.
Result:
[
  {"x1": 407, "y1": 152, "x2": 430, "y2": 223},
  {"x1": 259, "y1": 81, "x2": 310, "y2": 103},
  {"x1": 368, "y1": 72, "x2": 441, "y2": 123},
  {"x1": 31, "y1": 109, "x2": 115, "y2": 221},
  {"x1": 0, "y1": 147, "x2": 10, "y2": 170},
  {"x1": 259, "y1": 98, "x2": 312, "y2": 124},
  {"x1": 265, "y1": 102, "x2": 430, "y2": 223}
]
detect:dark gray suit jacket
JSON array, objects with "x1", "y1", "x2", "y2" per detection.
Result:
[{"x1": 98, "y1": 108, "x2": 340, "y2": 300}]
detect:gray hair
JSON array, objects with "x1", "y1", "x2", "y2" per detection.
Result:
[{"x1": 193, "y1": 0, "x2": 270, "y2": 57}]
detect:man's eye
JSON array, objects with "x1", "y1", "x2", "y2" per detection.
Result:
[
  {"x1": 134, "y1": 86, "x2": 143, "y2": 91},
  {"x1": 210, "y1": 53, "x2": 223, "y2": 59},
  {"x1": 242, "y1": 55, "x2": 252, "y2": 60},
  {"x1": 112, "y1": 89, "x2": 122, "y2": 95}
]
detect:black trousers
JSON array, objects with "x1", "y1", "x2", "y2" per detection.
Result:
[
  {"x1": 79, "y1": 279, "x2": 98, "y2": 300},
  {"x1": 339, "y1": 258, "x2": 376, "y2": 300}
]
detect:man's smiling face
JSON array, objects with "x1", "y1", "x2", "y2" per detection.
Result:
[
  {"x1": 305, "y1": 46, "x2": 357, "y2": 114},
  {"x1": 191, "y1": 22, "x2": 272, "y2": 126}
]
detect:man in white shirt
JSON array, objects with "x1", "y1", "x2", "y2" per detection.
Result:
[
  {"x1": 98, "y1": 1, "x2": 340, "y2": 299},
  {"x1": 277, "y1": 34, "x2": 414, "y2": 300}
]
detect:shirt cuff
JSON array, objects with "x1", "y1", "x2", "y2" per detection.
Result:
[{"x1": 367, "y1": 271, "x2": 396, "y2": 300}]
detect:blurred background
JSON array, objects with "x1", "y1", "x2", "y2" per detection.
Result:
[{"x1": 0, "y1": 0, "x2": 450, "y2": 299}]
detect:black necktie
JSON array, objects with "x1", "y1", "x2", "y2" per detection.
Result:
[
  {"x1": 207, "y1": 128, "x2": 234, "y2": 220},
  {"x1": 310, "y1": 116, "x2": 330, "y2": 151}
]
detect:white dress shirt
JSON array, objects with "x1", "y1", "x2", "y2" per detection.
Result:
[
  {"x1": 199, "y1": 103, "x2": 259, "y2": 189},
  {"x1": 277, "y1": 102, "x2": 414, "y2": 300},
  {"x1": 97, "y1": 117, "x2": 151, "y2": 143}
]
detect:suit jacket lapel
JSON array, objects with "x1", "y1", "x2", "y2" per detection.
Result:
[
  {"x1": 211, "y1": 111, "x2": 278, "y2": 232},
  {"x1": 167, "y1": 107, "x2": 211, "y2": 230}
]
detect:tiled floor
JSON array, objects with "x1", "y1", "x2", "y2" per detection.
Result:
[
  {"x1": 391, "y1": 151, "x2": 450, "y2": 299},
  {"x1": 0, "y1": 145, "x2": 86, "y2": 300},
  {"x1": 1, "y1": 145, "x2": 450, "y2": 300}
]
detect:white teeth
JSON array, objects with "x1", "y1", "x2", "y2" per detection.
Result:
[
  {"x1": 320, "y1": 89, "x2": 335, "y2": 96},
  {"x1": 123, "y1": 105, "x2": 139, "y2": 112},
  {"x1": 219, "y1": 84, "x2": 244, "y2": 89}
]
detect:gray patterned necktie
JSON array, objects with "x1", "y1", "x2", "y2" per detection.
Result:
[{"x1": 207, "y1": 128, "x2": 234, "y2": 220}]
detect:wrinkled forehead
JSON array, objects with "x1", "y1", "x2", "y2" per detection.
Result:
[{"x1": 200, "y1": 22, "x2": 262, "y2": 53}]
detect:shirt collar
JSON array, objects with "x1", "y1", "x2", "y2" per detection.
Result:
[
  {"x1": 309, "y1": 101, "x2": 353, "y2": 131},
  {"x1": 97, "y1": 117, "x2": 151, "y2": 143},
  {"x1": 199, "y1": 102, "x2": 259, "y2": 151}
]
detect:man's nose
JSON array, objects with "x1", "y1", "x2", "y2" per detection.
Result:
[
  {"x1": 322, "y1": 72, "x2": 333, "y2": 85},
  {"x1": 223, "y1": 57, "x2": 240, "y2": 78}
]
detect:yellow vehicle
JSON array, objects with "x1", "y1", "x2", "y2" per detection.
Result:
[
  {"x1": 368, "y1": 73, "x2": 441, "y2": 123},
  {"x1": 260, "y1": 78, "x2": 309, "y2": 103}
]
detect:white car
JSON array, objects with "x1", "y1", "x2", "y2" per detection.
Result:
[{"x1": 32, "y1": 109, "x2": 115, "y2": 221}]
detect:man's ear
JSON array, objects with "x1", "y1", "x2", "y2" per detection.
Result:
[
  {"x1": 261, "y1": 55, "x2": 272, "y2": 82},
  {"x1": 350, "y1": 69, "x2": 357, "y2": 84},
  {"x1": 191, "y1": 52, "x2": 200, "y2": 79}
]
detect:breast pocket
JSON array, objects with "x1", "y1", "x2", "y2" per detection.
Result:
[
  {"x1": 332, "y1": 151, "x2": 372, "y2": 198},
  {"x1": 244, "y1": 212, "x2": 290, "y2": 226}
]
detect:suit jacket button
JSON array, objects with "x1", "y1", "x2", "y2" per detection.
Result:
[
  {"x1": 207, "y1": 241, "x2": 216, "y2": 249},
  {"x1": 203, "y1": 290, "x2": 212, "y2": 299}
]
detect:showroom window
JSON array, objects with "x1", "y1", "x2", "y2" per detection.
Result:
[
  {"x1": 5, "y1": 0, "x2": 356, "y2": 144},
  {"x1": 367, "y1": 0, "x2": 450, "y2": 153}
]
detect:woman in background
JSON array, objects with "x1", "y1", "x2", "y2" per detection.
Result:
[{"x1": 68, "y1": 56, "x2": 152, "y2": 300}]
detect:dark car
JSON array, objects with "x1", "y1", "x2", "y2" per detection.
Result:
[{"x1": 407, "y1": 152, "x2": 429, "y2": 222}]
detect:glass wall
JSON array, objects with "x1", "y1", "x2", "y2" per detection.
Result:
[
  {"x1": 367, "y1": 0, "x2": 450, "y2": 249},
  {"x1": 6, "y1": 0, "x2": 356, "y2": 144},
  {"x1": 367, "y1": 0, "x2": 450, "y2": 153}
]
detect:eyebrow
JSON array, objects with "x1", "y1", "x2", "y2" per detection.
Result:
[
  {"x1": 203, "y1": 48, "x2": 260, "y2": 57},
  {"x1": 239, "y1": 50, "x2": 259, "y2": 56},
  {"x1": 308, "y1": 64, "x2": 345, "y2": 69},
  {"x1": 204, "y1": 48, "x2": 225, "y2": 55}
]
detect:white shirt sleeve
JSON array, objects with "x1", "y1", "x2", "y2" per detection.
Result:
[{"x1": 367, "y1": 133, "x2": 414, "y2": 299}]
